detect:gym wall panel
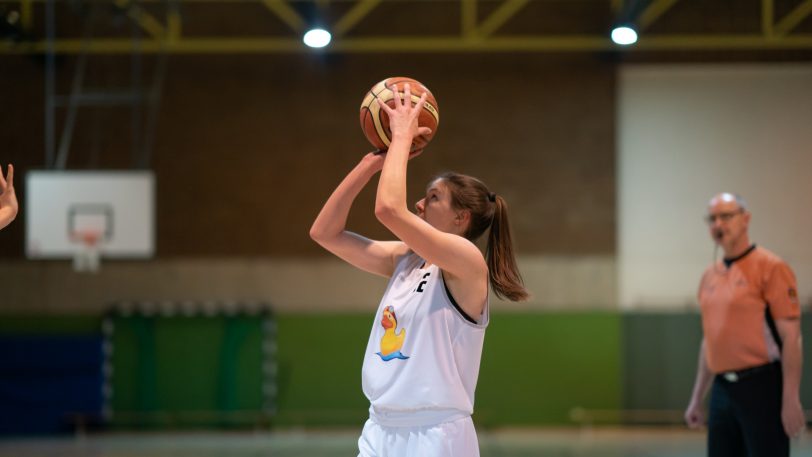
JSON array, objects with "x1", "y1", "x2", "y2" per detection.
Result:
[
  {"x1": 618, "y1": 64, "x2": 812, "y2": 309},
  {"x1": 0, "y1": 54, "x2": 615, "y2": 259},
  {"x1": 0, "y1": 256, "x2": 615, "y2": 313}
]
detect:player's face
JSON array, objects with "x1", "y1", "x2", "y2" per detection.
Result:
[
  {"x1": 415, "y1": 180, "x2": 462, "y2": 235},
  {"x1": 706, "y1": 195, "x2": 749, "y2": 247}
]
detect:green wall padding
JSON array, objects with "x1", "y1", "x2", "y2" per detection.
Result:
[
  {"x1": 622, "y1": 313, "x2": 703, "y2": 416},
  {"x1": 272, "y1": 312, "x2": 622, "y2": 427},
  {"x1": 110, "y1": 315, "x2": 266, "y2": 428},
  {"x1": 622, "y1": 313, "x2": 812, "y2": 424},
  {"x1": 476, "y1": 313, "x2": 622, "y2": 426},
  {"x1": 273, "y1": 314, "x2": 371, "y2": 427},
  {"x1": 3, "y1": 312, "x2": 809, "y2": 429}
]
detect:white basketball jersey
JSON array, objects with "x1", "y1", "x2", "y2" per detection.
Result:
[{"x1": 361, "y1": 252, "x2": 489, "y2": 422}]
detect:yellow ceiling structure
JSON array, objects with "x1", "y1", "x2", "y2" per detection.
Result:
[{"x1": 2, "y1": 0, "x2": 812, "y2": 54}]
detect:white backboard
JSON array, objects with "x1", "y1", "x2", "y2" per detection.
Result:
[{"x1": 26, "y1": 171, "x2": 155, "y2": 259}]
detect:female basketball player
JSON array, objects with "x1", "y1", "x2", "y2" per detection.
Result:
[
  {"x1": 0, "y1": 164, "x2": 17, "y2": 230},
  {"x1": 310, "y1": 83, "x2": 528, "y2": 457}
]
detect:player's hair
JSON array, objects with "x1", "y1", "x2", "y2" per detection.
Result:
[{"x1": 433, "y1": 172, "x2": 529, "y2": 302}]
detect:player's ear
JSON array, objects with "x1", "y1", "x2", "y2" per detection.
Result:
[{"x1": 456, "y1": 210, "x2": 470, "y2": 226}]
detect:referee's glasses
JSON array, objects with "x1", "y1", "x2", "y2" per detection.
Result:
[{"x1": 705, "y1": 209, "x2": 744, "y2": 224}]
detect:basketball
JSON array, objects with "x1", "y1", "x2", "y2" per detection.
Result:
[{"x1": 359, "y1": 77, "x2": 439, "y2": 151}]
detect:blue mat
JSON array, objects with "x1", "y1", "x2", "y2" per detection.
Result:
[{"x1": 0, "y1": 335, "x2": 103, "y2": 435}]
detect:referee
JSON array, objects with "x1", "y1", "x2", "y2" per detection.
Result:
[{"x1": 685, "y1": 192, "x2": 805, "y2": 456}]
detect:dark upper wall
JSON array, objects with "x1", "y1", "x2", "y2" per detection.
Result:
[{"x1": 1, "y1": 53, "x2": 615, "y2": 258}]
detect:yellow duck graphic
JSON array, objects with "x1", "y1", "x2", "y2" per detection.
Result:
[{"x1": 377, "y1": 305, "x2": 409, "y2": 361}]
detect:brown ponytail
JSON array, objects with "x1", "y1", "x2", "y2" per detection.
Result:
[
  {"x1": 433, "y1": 172, "x2": 529, "y2": 302},
  {"x1": 486, "y1": 196, "x2": 529, "y2": 301}
]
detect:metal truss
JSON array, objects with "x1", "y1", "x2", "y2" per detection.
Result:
[
  {"x1": 2, "y1": 0, "x2": 812, "y2": 54},
  {"x1": 42, "y1": 0, "x2": 169, "y2": 169}
]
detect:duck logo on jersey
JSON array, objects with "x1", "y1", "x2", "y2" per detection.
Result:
[{"x1": 376, "y1": 306, "x2": 409, "y2": 361}]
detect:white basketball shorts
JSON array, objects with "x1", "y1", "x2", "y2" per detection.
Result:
[{"x1": 357, "y1": 414, "x2": 480, "y2": 457}]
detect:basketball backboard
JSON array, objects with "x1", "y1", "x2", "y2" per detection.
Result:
[{"x1": 26, "y1": 171, "x2": 155, "y2": 259}]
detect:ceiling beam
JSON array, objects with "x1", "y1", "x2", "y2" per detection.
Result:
[
  {"x1": 4, "y1": 0, "x2": 812, "y2": 54},
  {"x1": 638, "y1": 0, "x2": 679, "y2": 32},
  {"x1": 476, "y1": 0, "x2": 529, "y2": 38},
  {"x1": 7, "y1": 34, "x2": 812, "y2": 54},
  {"x1": 113, "y1": 0, "x2": 166, "y2": 39},
  {"x1": 260, "y1": 0, "x2": 305, "y2": 33},
  {"x1": 333, "y1": 0, "x2": 381, "y2": 37},
  {"x1": 20, "y1": 0, "x2": 32, "y2": 30},
  {"x1": 461, "y1": 0, "x2": 477, "y2": 38},
  {"x1": 167, "y1": 8, "x2": 182, "y2": 42},
  {"x1": 774, "y1": 0, "x2": 812, "y2": 37},
  {"x1": 762, "y1": 0, "x2": 774, "y2": 36}
]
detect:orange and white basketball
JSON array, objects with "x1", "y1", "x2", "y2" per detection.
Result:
[{"x1": 359, "y1": 77, "x2": 439, "y2": 151}]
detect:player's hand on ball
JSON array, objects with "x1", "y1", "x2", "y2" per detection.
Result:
[
  {"x1": 376, "y1": 83, "x2": 432, "y2": 142},
  {"x1": 359, "y1": 77, "x2": 439, "y2": 151}
]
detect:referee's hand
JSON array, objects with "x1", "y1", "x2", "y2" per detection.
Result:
[
  {"x1": 782, "y1": 398, "x2": 806, "y2": 438},
  {"x1": 684, "y1": 401, "x2": 704, "y2": 429}
]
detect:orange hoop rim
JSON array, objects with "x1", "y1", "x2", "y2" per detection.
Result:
[{"x1": 70, "y1": 230, "x2": 103, "y2": 247}]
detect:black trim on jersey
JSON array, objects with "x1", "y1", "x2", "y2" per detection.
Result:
[
  {"x1": 441, "y1": 275, "x2": 477, "y2": 324},
  {"x1": 720, "y1": 244, "x2": 783, "y2": 351},
  {"x1": 723, "y1": 244, "x2": 757, "y2": 268},
  {"x1": 764, "y1": 306, "x2": 783, "y2": 350}
]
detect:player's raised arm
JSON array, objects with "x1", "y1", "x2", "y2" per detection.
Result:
[{"x1": 309, "y1": 152, "x2": 410, "y2": 278}]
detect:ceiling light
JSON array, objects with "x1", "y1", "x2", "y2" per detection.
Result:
[
  {"x1": 303, "y1": 28, "x2": 331, "y2": 48},
  {"x1": 611, "y1": 25, "x2": 638, "y2": 46}
]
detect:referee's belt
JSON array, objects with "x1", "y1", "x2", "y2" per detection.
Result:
[{"x1": 718, "y1": 361, "x2": 780, "y2": 383}]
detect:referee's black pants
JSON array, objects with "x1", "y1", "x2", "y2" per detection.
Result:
[{"x1": 708, "y1": 362, "x2": 788, "y2": 457}]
